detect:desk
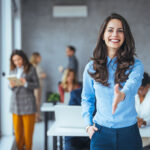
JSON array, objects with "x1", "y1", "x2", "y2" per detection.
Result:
[
  {"x1": 47, "y1": 122, "x2": 87, "y2": 137},
  {"x1": 41, "y1": 103, "x2": 55, "y2": 150},
  {"x1": 48, "y1": 123, "x2": 150, "y2": 137},
  {"x1": 47, "y1": 123, "x2": 150, "y2": 150}
]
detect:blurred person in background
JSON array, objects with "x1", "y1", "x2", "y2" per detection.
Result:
[
  {"x1": 65, "y1": 87, "x2": 90, "y2": 150},
  {"x1": 30, "y1": 52, "x2": 46, "y2": 122},
  {"x1": 59, "y1": 45, "x2": 78, "y2": 77},
  {"x1": 9, "y1": 50, "x2": 39, "y2": 150},
  {"x1": 135, "y1": 72, "x2": 150, "y2": 150},
  {"x1": 58, "y1": 69, "x2": 80, "y2": 104}
]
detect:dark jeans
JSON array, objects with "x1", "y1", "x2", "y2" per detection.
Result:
[
  {"x1": 143, "y1": 145, "x2": 150, "y2": 150},
  {"x1": 65, "y1": 136, "x2": 90, "y2": 150},
  {"x1": 91, "y1": 123, "x2": 142, "y2": 150}
]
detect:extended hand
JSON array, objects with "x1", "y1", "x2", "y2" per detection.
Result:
[{"x1": 112, "y1": 84, "x2": 125, "y2": 114}]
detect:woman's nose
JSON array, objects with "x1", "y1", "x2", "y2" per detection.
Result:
[{"x1": 112, "y1": 30, "x2": 118, "y2": 36}]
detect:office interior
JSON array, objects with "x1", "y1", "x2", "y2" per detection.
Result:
[{"x1": 0, "y1": 0, "x2": 150, "y2": 150}]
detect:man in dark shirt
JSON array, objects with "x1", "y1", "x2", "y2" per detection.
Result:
[
  {"x1": 59, "y1": 45, "x2": 78, "y2": 76},
  {"x1": 66, "y1": 45, "x2": 78, "y2": 75}
]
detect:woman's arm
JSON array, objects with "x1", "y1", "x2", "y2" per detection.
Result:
[
  {"x1": 25, "y1": 67, "x2": 40, "y2": 90},
  {"x1": 112, "y1": 59, "x2": 144, "y2": 114},
  {"x1": 121, "y1": 59, "x2": 144, "y2": 98},
  {"x1": 81, "y1": 62, "x2": 96, "y2": 127}
]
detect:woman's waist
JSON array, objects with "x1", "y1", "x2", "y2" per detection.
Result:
[
  {"x1": 94, "y1": 122, "x2": 138, "y2": 133},
  {"x1": 93, "y1": 111, "x2": 137, "y2": 128}
]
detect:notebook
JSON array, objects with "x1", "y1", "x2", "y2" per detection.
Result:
[
  {"x1": 54, "y1": 105, "x2": 85, "y2": 128},
  {"x1": 7, "y1": 74, "x2": 24, "y2": 86}
]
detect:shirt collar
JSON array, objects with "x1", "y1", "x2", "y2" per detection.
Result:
[
  {"x1": 107, "y1": 56, "x2": 117, "y2": 65},
  {"x1": 17, "y1": 66, "x2": 24, "y2": 71}
]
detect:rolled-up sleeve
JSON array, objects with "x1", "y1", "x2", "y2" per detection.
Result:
[
  {"x1": 81, "y1": 61, "x2": 96, "y2": 127},
  {"x1": 121, "y1": 59, "x2": 144, "y2": 98}
]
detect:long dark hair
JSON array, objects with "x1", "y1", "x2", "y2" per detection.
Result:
[
  {"x1": 10, "y1": 50, "x2": 32, "y2": 73},
  {"x1": 89, "y1": 13, "x2": 135, "y2": 87}
]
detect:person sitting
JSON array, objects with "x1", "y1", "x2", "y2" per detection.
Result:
[
  {"x1": 135, "y1": 72, "x2": 150, "y2": 149},
  {"x1": 65, "y1": 88, "x2": 90, "y2": 150},
  {"x1": 58, "y1": 69, "x2": 80, "y2": 104}
]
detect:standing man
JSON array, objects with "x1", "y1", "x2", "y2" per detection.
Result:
[
  {"x1": 59, "y1": 45, "x2": 78, "y2": 77},
  {"x1": 66, "y1": 45, "x2": 78, "y2": 75}
]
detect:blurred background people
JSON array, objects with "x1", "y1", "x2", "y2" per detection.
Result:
[
  {"x1": 30, "y1": 52, "x2": 47, "y2": 122},
  {"x1": 135, "y1": 72, "x2": 150, "y2": 149},
  {"x1": 58, "y1": 69, "x2": 81, "y2": 104},
  {"x1": 59, "y1": 45, "x2": 78, "y2": 76},
  {"x1": 65, "y1": 87, "x2": 90, "y2": 150},
  {"x1": 9, "y1": 50, "x2": 39, "y2": 150}
]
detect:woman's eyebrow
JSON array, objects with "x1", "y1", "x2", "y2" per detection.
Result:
[{"x1": 107, "y1": 27, "x2": 123, "y2": 29}]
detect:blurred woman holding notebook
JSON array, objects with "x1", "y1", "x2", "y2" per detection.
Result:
[
  {"x1": 30, "y1": 52, "x2": 46, "y2": 122},
  {"x1": 9, "y1": 50, "x2": 39, "y2": 150}
]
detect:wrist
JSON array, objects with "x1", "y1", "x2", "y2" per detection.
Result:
[
  {"x1": 121, "y1": 92, "x2": 125, "y2": 101},
  {"x1": 86, "y1": 125, "x2": 91, "y2": 133}
]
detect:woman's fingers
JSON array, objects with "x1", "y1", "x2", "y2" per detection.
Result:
[
  {"x1": 93, "y1": 126, "x2": 98, "y2": 131},
  {"x1": 112, "y1": 84, "x2": 125, "y2": 114},
  {"x1": 114, "y1": 84, "x2": 119, "y2": 93},
  {"x1": 88, "y1": 126, "x2": 98, "y2": 139}
]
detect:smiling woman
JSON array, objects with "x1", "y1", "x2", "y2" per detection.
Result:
[{"x1": 81, "y1": 13, "x2": 144, "y2": 150}]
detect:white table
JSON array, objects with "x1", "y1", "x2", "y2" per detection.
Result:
[
  {"x1": 47, "y1": 122, "x2": 150, "y2": 138},
  {"x1": 47, "y1": 122, "x2": 88, "y2": 137},
  {"x1": 41, "y1": 102, "x2": 55, "y2": 112},
  {"x1": 47, "y1": 122, "x2": 150, "y2": 150}
]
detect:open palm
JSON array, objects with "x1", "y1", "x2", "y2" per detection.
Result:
[{"x1": 112, "y1": 84, "x2": 125, "y2": 114}]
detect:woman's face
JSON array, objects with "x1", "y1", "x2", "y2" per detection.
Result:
[
  {"x1": 12, "y1": 55, "x2": 23, "y2": 68},
  {"x1": 138, "y1": 85, "x2": 150, "y2": 97},
  {"x1": 103, "y1": 19, "x2": 125, "y2": 52},
  {"x1": 67, "y1": 71, "x2": 75, "y2": 82},
  {"x1": 37, "y1": 56, "x2": 41, "y2": 63}
]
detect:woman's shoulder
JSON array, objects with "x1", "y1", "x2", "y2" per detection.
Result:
[
  {"x1": 84, "y1": 60, "x2": 95, "y2": 73},
  {"x1": 134, "y1": 58, "x2": 144, "y2": 67}
]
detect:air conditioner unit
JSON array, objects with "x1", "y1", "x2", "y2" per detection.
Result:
[{"x1": 53, "y1": 5, "x2": 88, "y2": 18}]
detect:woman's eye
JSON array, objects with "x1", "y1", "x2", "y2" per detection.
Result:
[
  {"x1": 108, "y1": 29, "x2": 113, "y2": 32},
  {"x1": 118, "y1": 30, "x2": 124, "y2": 33}
]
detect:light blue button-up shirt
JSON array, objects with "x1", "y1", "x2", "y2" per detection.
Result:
[{"x1": 81, "y1": 57, "x2": 144, "y2": 128}]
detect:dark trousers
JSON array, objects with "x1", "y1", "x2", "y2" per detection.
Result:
[
  {"x1": 90, "y1": 123, "x2": 143, "y2": 150},
  {"x1": 143, "y1": 145, "x2": 150, "y2": 150},
  {"x1": 65, "y1": 136, "x2": 90, "y2": 150}
]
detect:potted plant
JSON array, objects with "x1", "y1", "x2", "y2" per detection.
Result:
[{"x1": 47, "y1": 93, "x2": 60, "y2": 105}]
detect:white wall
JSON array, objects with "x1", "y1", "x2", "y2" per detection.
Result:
[
  {"x1": 1, "y1": 0, "x2": 22, "y2": 136},
  {"x1": 1, "y1": 0, "x2": 13, "y2": 136},
  {"x1": 13, "y1": 0, "x2": 22, "y2": 49}
]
